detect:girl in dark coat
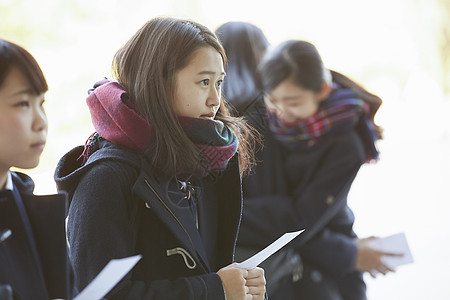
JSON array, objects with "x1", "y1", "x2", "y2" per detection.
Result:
[
  {"x1": 0, "y1": 40, "x2": 71, "y2": 300},
  {"x1": 232, "y1": 40, "x2": 400, "y2": 299},
  {"x1": 54, "y1": 17, "x2": 265, "y2": 300}
]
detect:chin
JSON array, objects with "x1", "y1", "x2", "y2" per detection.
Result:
[{"x1": 17, "y1": 159, "x2": 41, "y2": 170}]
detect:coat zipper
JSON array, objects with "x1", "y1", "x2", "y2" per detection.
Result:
[{"x1": 144, "y1": 179, "x2": 195, "y2": 247}]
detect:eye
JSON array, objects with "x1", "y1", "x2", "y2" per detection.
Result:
[
  {"x1": 216, "y1": 80, "x2": 223, "y2": 87},
  {"x1": 14, "y1": 101, "x2": 30, "y2": 108},
  {"x1": 285, "y1": 100, "x2": 302, "y2": 106},
  {"x1": 200, "y1": 79, "x2": 209, "y2": 86}
]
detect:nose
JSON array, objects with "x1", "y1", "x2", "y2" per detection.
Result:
[
  {"x1": 32, "y1": 105, "x2": 48, "y2": 132},
  {"x1": 206, "y1": 85, "x2": 221, "y2": 108}
]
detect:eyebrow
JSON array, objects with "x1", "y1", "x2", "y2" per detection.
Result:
[
  {"x1": 268, "y1": 94, "x2": 301, "y2": 103},
  {"x1": 197, "y1": 70, "x2": 226, "y2": 76},
  {"x1": 282, "y1": 96, "x2": 302, "y2": 101},
  {"x1": 10, "y1": 88, "x2": 34, "y2": 97}
]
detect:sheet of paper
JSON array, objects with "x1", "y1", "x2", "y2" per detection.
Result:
[
  {"x1": 74, "y1": 254, "x2": 142, "y2": 300},
  {"x1": 235, "y1": 230, "x2": 304, "y2": 270},
  {"x1": 367, "y1": 232, "x2": 414, "y2": 269}
]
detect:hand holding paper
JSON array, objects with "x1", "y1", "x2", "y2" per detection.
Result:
[{"x1": 367, "y1": 232, "x2": 414, "y2": 270}]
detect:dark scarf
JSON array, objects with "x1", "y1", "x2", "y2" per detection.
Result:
[
  {"x1": 268, "y1": 83, "x2": 379, "y2": 162},
  {"x1": 80, "y1": 79, "x2": 238, "y2": 175}
]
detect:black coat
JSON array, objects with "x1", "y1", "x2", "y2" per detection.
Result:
[
  {"x1": 55, "y1": 140, "x2": 243, "y2": 300},
  {"x1": 0, "y1": 172, "x2": 71, "y2": 300},
  {"x1": 237, "y1": 104, "x2": 367, "y2": 299}
]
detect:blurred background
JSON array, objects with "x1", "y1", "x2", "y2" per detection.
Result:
[{"x1": 2, "y1": 0, "x2": 449, "y2": 298}]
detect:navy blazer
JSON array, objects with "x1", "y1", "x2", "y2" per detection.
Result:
[{"x1": 0, "y1": 172, "x2": 71, "y2": 300}]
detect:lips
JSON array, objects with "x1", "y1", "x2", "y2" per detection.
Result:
[
  {"x1": 200, "y1": 112, "x2": 215, "y2": 119},
  {"x1": 31, "y1": 141, "x2": 46, "y2": 150}
]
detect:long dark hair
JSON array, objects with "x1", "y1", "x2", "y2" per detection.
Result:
[
  {"x1": 330, "y1": 70, "x2": 382, "y2": 135},
  {"x1": 215, "y1": 22, "x2": 269, "y2": 115},
  {"x1": 0, "y1": 39, "x2": 48, "y2": 94},
  {"x1": 112, "y1": 17, "x2": 257, "y2": 176}
]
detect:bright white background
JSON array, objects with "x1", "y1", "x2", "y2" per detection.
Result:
[{"x1": 2, "y1": 0, "x2": 449, "y2": 298}]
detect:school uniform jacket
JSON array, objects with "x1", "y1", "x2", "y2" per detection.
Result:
[
  {"x1": 54, "y1": 139, "x2": 243, "y2": 300},
  {"x1": 237, "y1": 112, "x2": 367, "y2": 299},
  {"x1": 0, "y1": 172, "x2": 71, "y2": 300}
]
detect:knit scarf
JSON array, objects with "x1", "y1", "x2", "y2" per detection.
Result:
[
  {"x1": 268, "y1": 84, "x2": 379, "y2": 162},
  {"x1": 79, "y1": 79, "x2": 238, "y2": 175}
]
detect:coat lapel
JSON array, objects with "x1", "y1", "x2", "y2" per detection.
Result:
[{"x1": 133, "y1": 169, "x2": 211, "y2": 273}]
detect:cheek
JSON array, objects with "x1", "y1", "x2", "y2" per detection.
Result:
[
  {"x1": 0, "y1": 115, "x2": 24, "y2": 135},
  {"x1": 0, "y1": 119, "x2": 25, "y2": 160},
  {"x1": 280, "y1": 103, "x2": 317, "y2": 121}
]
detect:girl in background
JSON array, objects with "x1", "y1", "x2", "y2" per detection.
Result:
[
  {"x1": 55, "y1": 17, "x2": 265, "y2": 300},
  {"x1": 235, "y1": 40, "x2": 399, "y2": 299},
  {"x1": 215, "y1": 21, "x2": 269, "y2": 116}
]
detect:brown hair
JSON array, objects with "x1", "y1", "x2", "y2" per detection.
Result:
[
  {"x1": 0, "y1": 39, "x2": 48, "y2": 94},
  {"x1": 112, "y1": 17, "x2": 258, "y2": 176}
]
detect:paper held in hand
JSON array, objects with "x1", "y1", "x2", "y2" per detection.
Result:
[
  {"x1": 367, "y1": 232, "x2": 414, "y2": 269},
  {"x1": 235, "y1": 230, "x2": 304, "y2": 270},
  {"x1": 73, "y1": 254, "x2": 142, "y2": 300}
]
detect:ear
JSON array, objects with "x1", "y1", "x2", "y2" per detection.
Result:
[{"x1": 318, "y1": 82, "x2": 332, "y2": 101}]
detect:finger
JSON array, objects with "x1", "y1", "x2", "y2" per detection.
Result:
[
  {"x1": 244, "y1": 286, "x2": 252, "y2": 300},
  {"x1": 361, "y1": 236, "x2": 377, "y2": 241},
  {"x1": 380, "y1": 263, "x2": 395, "y2": 273},
  {"x1": 377, "y1": 264, "x2": 393, "y2": 275},
  {"x1": 368, "y1": 270, "x2": 377, "y2": 278},
  {"x1": 246, "y1": 277, "x2": 266, "y2": 287},
  {"x1": 245, "y1": 267, "x2": 264, "y2": 279},
  {"x1": 233, "y1": 267, "x2": 248, "y2": 277},
  {"x1": 246, "y1": 285, "x2": 266, "y2": 295},
  {"x1": 378, "y1": 267, "x2": 388, "y2": 275}
]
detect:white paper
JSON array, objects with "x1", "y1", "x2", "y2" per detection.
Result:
[
  {"x1": 235, "y1": 230, "x2": 304, "y2": 270},
  {"x1": 367, "y1": 232, "x2": 414, "y2": 269},
  {"x1": 74, "y1": 254, "x2": 142, "y2": 300}
]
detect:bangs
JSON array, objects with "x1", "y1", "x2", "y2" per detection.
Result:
[
  {"x1": 17, "y1": 49, "x2": 48, "y2": 95},
  {"x1": 0, "y1": 40, "x2": 48, "y2": 95}
]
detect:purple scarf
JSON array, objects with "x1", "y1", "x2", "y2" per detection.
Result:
[
  {"x1": 268, "y1": 84, "x2": 379, "y2": 162},
  {"x1": 80, "y1": 79, "x2": 238, "y2": 175}
]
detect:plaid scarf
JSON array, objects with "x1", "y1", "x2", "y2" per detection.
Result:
[
  {"x1": 80, "y1": 79, "x2": 238, "y2": 175},
  {"x1": 268, "y1": 84, "x2": 379, "y2": 162}
]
